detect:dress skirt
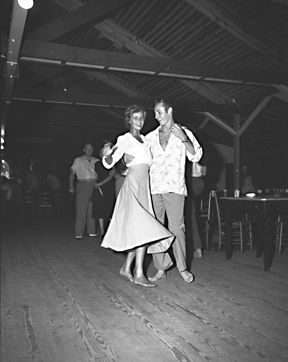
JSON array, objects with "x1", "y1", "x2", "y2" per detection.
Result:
[{"x1": 101, "y1": 164, "x2": 174, "y2": 253}]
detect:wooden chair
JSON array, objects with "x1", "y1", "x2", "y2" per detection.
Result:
[
  {"x1": 1, "y1": 190, "x2": 8, "y2": 217},
  {"x1": 22, "y1": 190, "x2": 37, "y2": 217},
  {"x1": 200, "y1": 191, "x2": 213, "y2": 249},
  {"x1": 275, "y1": 214, "x2": 288, "y2": 256},
  {"x1": 53, "y1": 191, "x2": 65, "y2": 215},
  {"x1": 214, "y1": 190, "x2": 253, "y2": 253},
  {"x1": 37, "y1": 191, "x2": 53, "y2": 216}
]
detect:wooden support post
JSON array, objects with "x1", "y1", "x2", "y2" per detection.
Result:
[{"x1": 233, "y1": 115, "x2": 240, "y2": 191}]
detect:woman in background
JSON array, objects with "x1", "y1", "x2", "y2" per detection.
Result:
[{"x1": 91, "y1": 159, "x2": 115, "y2": 238}]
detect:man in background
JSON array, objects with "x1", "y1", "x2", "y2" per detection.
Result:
[
  {"x1": 69, "y1": 143, "x2": 99, "y2": 239},
  {"x1": 186, "y1": 162, "x2": 207, "y2": 258}
]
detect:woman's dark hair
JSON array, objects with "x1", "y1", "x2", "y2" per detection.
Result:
[{"x1": 124, "y1": 104, "x2": 146, "y2": 129}]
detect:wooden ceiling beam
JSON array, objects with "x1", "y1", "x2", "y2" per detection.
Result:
[
  {"x1": 238, "y1": 95, "x2": 274, "y2": 136},
  {"x1": 97, "y1": 20, "x2": 238, "y2": 106},
  {"x1": 203, "y1": 112, "x2": 236, "y2": 136},
  {"x1": 82, "y1": 71, "x2": 148, "y2": 98},
  {"x1": 2, "y1": 0, "x2": 30, "y2": 141},
  {"x1": 273, "y1": 85, "x2": 288, "y2": 103},
  {"x1": 266, "y1": 0, "x2": 288, "y2": 4},
  {"x1": 3, "y1": 0, "x2": 29, "y2": 103},
  {"x1": 5, "y1": 40, "x2": 287, "y2": 86},
  {"x1": 274, "y1": 92, "x2": 288, "y2": 103},
  {"x1": 12, "y1": 85, "x2": 240, "y2": 114},
  {"x1": 51, "y1": 1, "x2": 239, "y2": 106},
  {"x1": 27, "y1": 0, "x2": 134, "y2": 42}
]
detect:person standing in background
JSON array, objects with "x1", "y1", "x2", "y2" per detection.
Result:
[
  {"x1": 91, "y1": 158, "x2": 115, "y2": 239},
  {"x1": 69, "y1": 143, "x2": 98, "y2": 239},
  {"x1": 26, "y1": 164, "x2": 41, "y2": 193},
  {"x1": 186, "y1": 162, "x2": 207, "y2": 258},
  {"x1": 240, "y1": 165, "x2": 257, "y2": 196},
  {"x1": 47, "y1": 167, "x2": 63, "y2": 192}
]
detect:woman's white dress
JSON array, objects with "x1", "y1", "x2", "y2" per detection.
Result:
[{"x1": 101, "y1": 133, "x2": 174, "y2": 253}]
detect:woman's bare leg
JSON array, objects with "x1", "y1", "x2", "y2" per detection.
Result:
[
  {"x1": 99, "y1": 218, "x2": 105, "y2": 236},
  {"x1": 120, "y1": 250, "x2": 135, "y2": 282},
  {"x1": 133, "y1": 246, "x2": 156, "y2": 287}
]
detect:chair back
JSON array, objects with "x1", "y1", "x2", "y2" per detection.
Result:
[
  {"x1": 200, "y1": 190, "x2": 216, "y2": 248},
  {"x1": 212, "y1": 190, "x2": 224, "y2": 230},
  {"x1": 1, "y1": 190, "x2": 8, "y2": 217},
  {"x1": 22, "y1": 190, "x2": 37, "y2": 217},
  {"x1": 275, "y1": 214, "x2": 288, "y2": 255},
  {"x1": 53, "y1": 191, "x2": 65, "y2": 215},
  {"x1": 200, "y1": 192, "x2": 212, "y2": 221},
  {"x1": 38, "y1": 191, "x2": 53, "y2": 216},
  {"x1": 213, "y1": 190, "x2": 253, "y2": 252},
  {"x1": 23, "y1": 190, "x2": 36, "y2": 204}
]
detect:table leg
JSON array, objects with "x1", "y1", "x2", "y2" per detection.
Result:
[
  {"x1": 258, "y1": 213, "x2": 273, "y2": 271},
  {"x1": 225, "y1": 208, "x2": 232, "y2": 259},
  {"x1": 255, "y1": 214, "x2": 263, "y2": 258}
]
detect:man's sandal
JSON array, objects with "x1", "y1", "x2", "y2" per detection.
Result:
[{"x1": 180, "y1": 270, "x2": 194, "y2": 283}]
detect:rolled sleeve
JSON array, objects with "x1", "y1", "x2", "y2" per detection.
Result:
[
  {"x1": 185, "y1": 129, "x2": 203, "y2": 162},
  {"x1": 102, "y1": 135, "x2": 127, "y2": 169}
]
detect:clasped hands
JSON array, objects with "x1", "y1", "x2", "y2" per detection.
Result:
[
  {"x1": 100, "y1": 143, "x2": 134, "y2": 165},
  {"x1": 123, "y1": 153, "x2": 134, "y2": 165}
]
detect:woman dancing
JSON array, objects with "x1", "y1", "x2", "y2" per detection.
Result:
[{"x1": 101, "y1": 105, "x2": 174, "y2": 287}]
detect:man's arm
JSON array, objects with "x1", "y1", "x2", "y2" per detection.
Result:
[
  {"x1": 69, "y1": 169, "x2": 76, "y2": 193},
  {"x1": 94, "y1": 169, "x2": 115, "y2": 188},
  {"x1": 182, "y1": 128, "x2": 203, "y2": 162},
  {"x1": 169, "y1": 123, "x2": 202, "y2": 160},
  {"x1": 182, "y1": 135, "x2": 196, "y2": 155}
]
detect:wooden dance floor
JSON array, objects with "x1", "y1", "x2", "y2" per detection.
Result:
[{"x1": 1, "y1": 214, "x2": 288, "y2": 362}]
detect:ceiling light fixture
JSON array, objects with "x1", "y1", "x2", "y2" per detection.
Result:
[
  {"x1": 108, "y1": 67, "x2": 156, "y2": 75},
  {"x1": 66, "y1": 62, "x2": 105, "y2": 69},
  {"x1": 20, "y1": 57, "x2": 62, "y2": 64},
  {"x1": 18, "y1": 0, "x2": 34, "y2": 10},
  {"x1": 158, "y1": 72, "x2": 201, "y2": 80},
  {"x1": 204, "y1": 77, "x2": 242, "y2": 84}
]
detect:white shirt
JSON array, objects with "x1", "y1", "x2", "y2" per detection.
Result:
[
  {"x1": 146, "y1": 126, "x2": 203, "y2": 196},
  {"x1": 71, "y1": 155, "x2": 98, "y2": 180},
  {"x1": 102, "y1": 133, "x2": 152, "y2": 169}
]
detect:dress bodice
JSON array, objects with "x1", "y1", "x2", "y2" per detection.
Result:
[{"x1": 103, "y1": 133, "x2": 152, "y2": 169}]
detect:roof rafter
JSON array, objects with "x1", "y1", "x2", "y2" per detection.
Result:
[
  {"x1": 27, "y1": 0, "x2": 134, "y2": 42},
  {"x1": 51, "y1": 0, "x2": 237, "y2": 105},
  {"x1": 184, "y1": 0, "x2": 288, "y2": 71},
  {"x1": 82, "y1": 71, "x2": 148, "y2": 99},
  {"x1": 97, "y1": 20, "x2": 239, "y2": 106},
  {"x1": 3, "y1": 0, "x2": 29, "y2": 103}
]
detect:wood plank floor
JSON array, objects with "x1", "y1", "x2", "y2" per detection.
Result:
[{"x1": 1, "y1": 214, "x2": 288, "y2": 362}]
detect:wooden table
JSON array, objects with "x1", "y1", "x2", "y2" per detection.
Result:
[{"x1": 220, "y1": 197, "x2": 288, "y2": 271}]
